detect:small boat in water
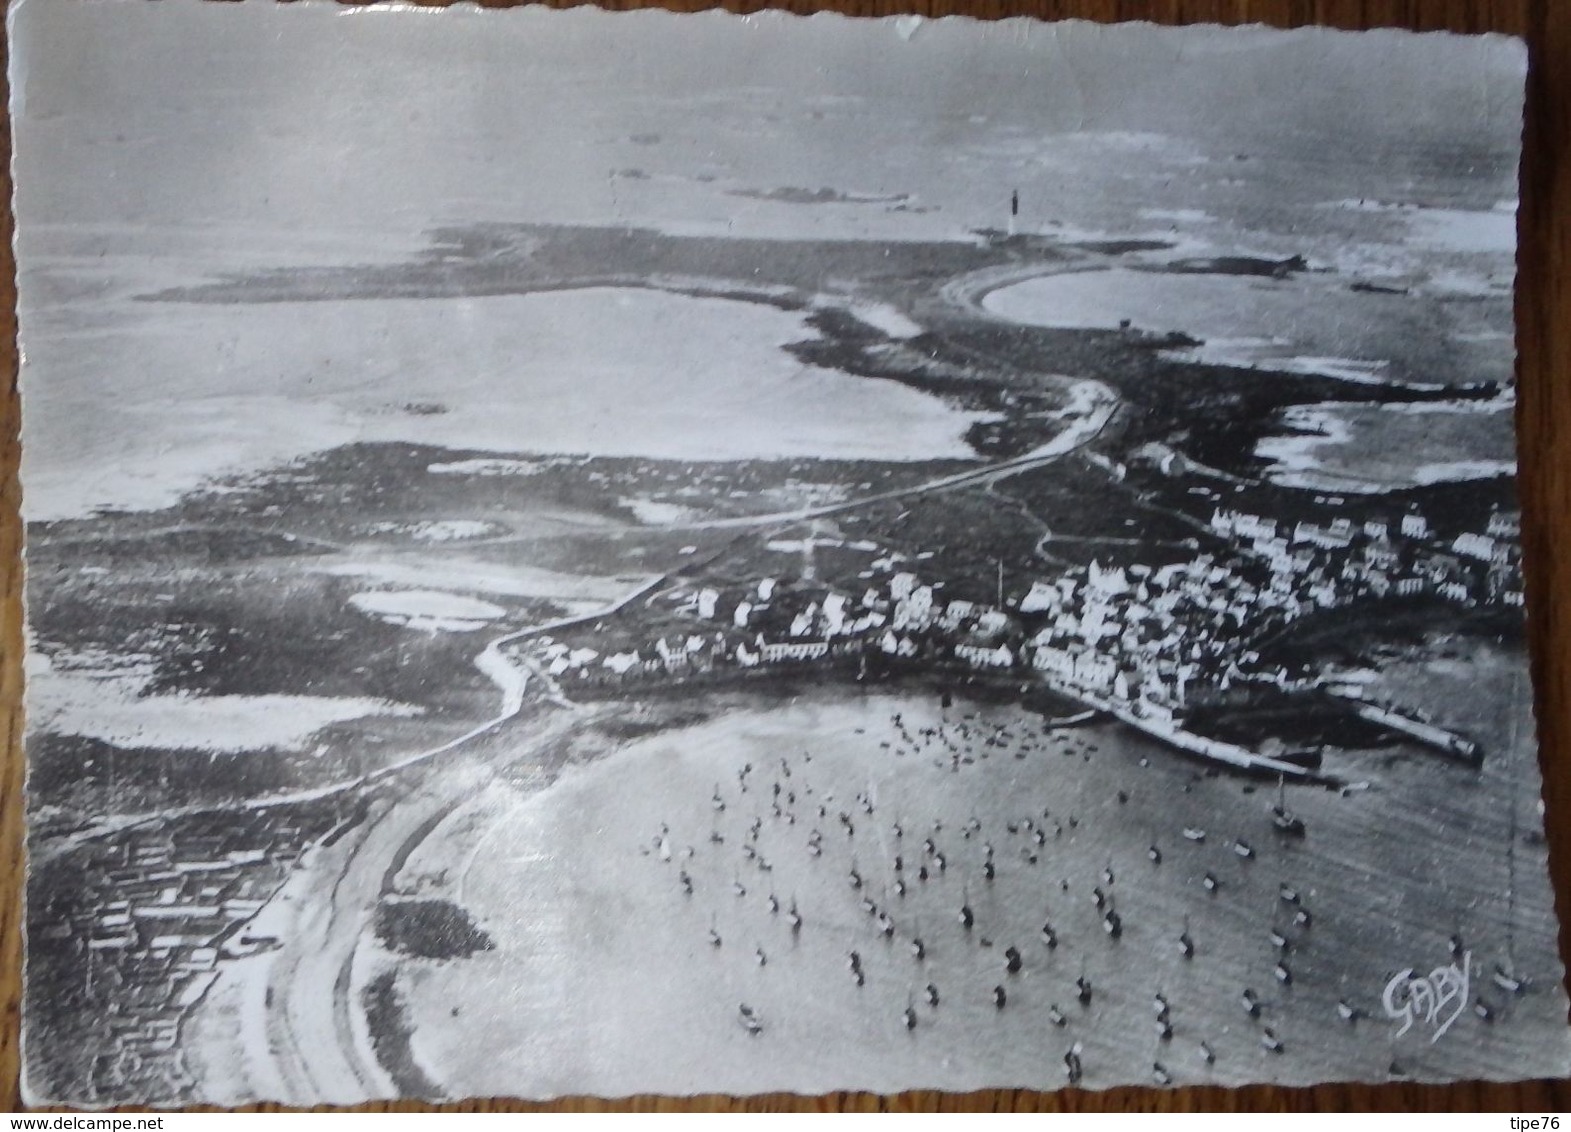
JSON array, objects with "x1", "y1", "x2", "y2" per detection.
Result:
[
  {"x1": 1270, "y1": 778, "x2": 1307, "y2": 837},
  {"x1": 1493, "y1": 967, "x2": 1526, "y2": 994}
]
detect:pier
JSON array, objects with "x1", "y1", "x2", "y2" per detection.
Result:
[
  {"x1": 1324, "y1": 689, "x2": 1481, "y2": 765},
  {"x1": 1034, "y1": 676, "x2": 1327, "y2": 783}
]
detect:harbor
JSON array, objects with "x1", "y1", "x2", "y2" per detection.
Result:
[{"x1": 380, "y1": 668, "x2": 1562, "y2": 1096}]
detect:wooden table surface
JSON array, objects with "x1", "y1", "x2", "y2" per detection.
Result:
[{"x1": 1, "y1": 0, "x2": 1567, "y2": 1113}]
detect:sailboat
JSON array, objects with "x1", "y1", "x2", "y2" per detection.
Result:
[{"x1": 1270, "y1": 777, "x2": 1306, "y2": 837}]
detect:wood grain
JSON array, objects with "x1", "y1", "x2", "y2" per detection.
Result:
[{"x1": 1, "y1": 0, "x2": 1566, "y2": 1113}]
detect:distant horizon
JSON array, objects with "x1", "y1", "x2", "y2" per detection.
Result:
[
  {"x1": 12, "y1": 6, "x2": 1525, "y2": 526},
  {"x1": 10, "y1": 4, "x2": 1525, "y2": 235}
]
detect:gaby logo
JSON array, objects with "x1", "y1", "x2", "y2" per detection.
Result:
[{"x1": 1383, "y1": 951, "x2": 1472, "y2": 1043}]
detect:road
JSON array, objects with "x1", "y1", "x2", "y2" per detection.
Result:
[{"x1": 664, "y1": 378, "x2": 1118, "y2": 532}]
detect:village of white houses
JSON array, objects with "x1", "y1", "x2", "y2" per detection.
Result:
[{"x1": 12, "y1": 1, "x2": 1571, "y2": 1105}]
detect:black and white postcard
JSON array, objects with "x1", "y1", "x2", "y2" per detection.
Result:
[{"x1": 11, "y1": 0, "x2": 1567, "y2": 1104}]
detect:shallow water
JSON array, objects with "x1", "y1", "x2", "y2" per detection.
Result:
[
  {"x1": 27, "y1": 661, "x2": 419, "y2": 755},
  {"x1": 982, "y1": 267, "x2": 1512, "y2": 392},
  {"x1": 1255, "y1": 399, "x2": 1517, "y2": 492},
  {"x1": 22, "y1": 271, "x2": 989, "y2": 521}
]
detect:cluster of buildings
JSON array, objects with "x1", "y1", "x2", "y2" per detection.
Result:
[
  {"x1": 525, "y1": 558, "x2": 1023, "y2": 688},
  {"x1": 530, "y1": 506, "x2": 1524, "y2": 732},
  {"x1": 1021, "y1": 505, "x2": 1523, "y2": 719},
  {"x1": 1018, "y1": 559, "x2": 1220, "y2": 723},
  {"x1": 1209, "y1": 505, "x2": 1524, "y2": 613}
]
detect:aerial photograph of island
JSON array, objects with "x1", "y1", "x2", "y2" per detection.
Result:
[{"x1": 11, "y1": 0, "x2": 1568, "y2": 1104}]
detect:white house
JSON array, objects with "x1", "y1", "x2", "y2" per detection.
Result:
[
  {"x1": 1020, "y1": 579, "x2": 1061, "y2": 613},
  {"x1": 603, "y1": 651, "x2": 642, "y2": 675},
  {"x1": 956, "y1": 643, "x2": 1014, "y2": 670},
  {"x1": 1453, "y1": 532, "x2": 1496, "y2": 562}
]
